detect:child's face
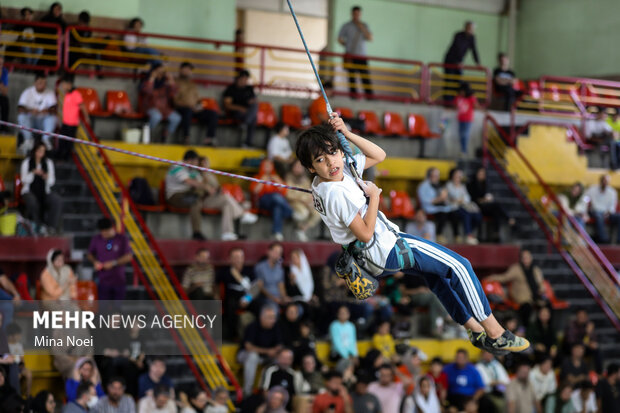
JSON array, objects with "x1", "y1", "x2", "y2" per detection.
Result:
[
  {"x1": 309, "y1": 148, "x2": 345, "y2": 182},
  {"x1": 8, "y1": 333, "x2": 21, "y2": 343}
]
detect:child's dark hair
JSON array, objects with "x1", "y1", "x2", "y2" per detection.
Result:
[
  {"x1": 459, "y1": 82, "x2": 474, "y2": 97},
  {"x1": 6, "y1": 322, "x2": 21, "y2": 337},
  {"x1": 295, "y1": 124, "x2": 342, "y2": 170}
]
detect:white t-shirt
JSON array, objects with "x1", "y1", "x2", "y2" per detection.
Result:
[
  {"x1": 18, "y1": 86, "x2": 57, "y2": 112},
  {"x1": 311, "y1": 153, "x2": 398, "y2": 275},
  {"x1": 570, "y1": 389, "x2": 597, "y2": 413},
  {"x1": 267, "y1": 135, "x2": 293, "y2": 160}
]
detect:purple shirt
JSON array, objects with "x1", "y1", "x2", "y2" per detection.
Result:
[{"x1": 88, "y1": 233, "x2": 131, "y2": 284}]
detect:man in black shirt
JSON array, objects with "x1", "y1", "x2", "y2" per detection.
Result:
[
  {"x1": 597, "y1": 363, "x2": 620, "y2": 413},
  {"x1": 493, "y1": 53, "x2": 521, "y2": 111},
  {"x1": 261, "y1": 348, "x2": 300, "y2": 410},
  {"x1": 222, "y1": 69, "x2": 258, "y2": 147},
  {"x1": 237, "y1": 304, "x2": 283, "y2": 396},
  {"x1": 443, "y1": 21, "x2": 479, "y2": 103},
  {"x1": 560, "y1": 343, "x2": 590, "y2": 385}
]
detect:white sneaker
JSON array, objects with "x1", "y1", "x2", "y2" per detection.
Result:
[
  {"x1": 465, "y1": 236, "x2": 479, "y2": 245},
  {"x1": 295, "y1": 230, "x2": 308, "y2": 242},
  {"x1": 292, "y1": 210, "x2": 305, "y2": 222},
  {"x1": 273, "y1": 232, "x2": 284, "y2": 241},
  {"x1": 240, "y1": 212, "x2": 258, "y2": 224},
  {"x1": 221, "y1": 232, "x2": 238, "y2": 241}
]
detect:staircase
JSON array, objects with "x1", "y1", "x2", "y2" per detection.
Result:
[
  {"x1": 479, "y1": 115, "x2": 620, "y2": 363},
  {"x1": 53, "y1": 119, "x2": 241, "y2": 403}
]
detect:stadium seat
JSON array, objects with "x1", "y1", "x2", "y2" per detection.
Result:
[
  {"x1": 543, "y1": 280, "x2": 570, "y2": 310},
  {"x1": 160, "y1": 180, "x2": 189, "y2": 213},
  {"x1": 76, "y1": 88, "x2": 111, "y2": 117},
  {"x1": 528, "y1": 81, "x2": 541, "y2": 100},
  {"x1": 256, "y1": 102, "x2": 278, "y2": 129},
  {"x1": 358, "y1": 110, "x2": 385, "y2": 135},
  {"x1": 281, "y1": 104, "x2": 303, "y2": 129},
  {"x1": 335, "y1": 107, "x2": 354, "y2": 119},
  {"x1": 481, "y1": 280, "x2": 519, "y2": 311},
  {"x1": 201, "y1": 97, "x2": 221, "y2": 113},
  {"x1": 106, "y1": 90, "x2": 145, "y2": 119},
  {"x1": 513, "y1": 79, "x2": 525, "y2": 92},
  {"x1": 548, "y1": 84, "x2": 561, "y2": 102},
  {"x1": 383, "y1": 112, "x2": 407, "y2": 137},
  {"x1": 388, "y1": 190, "x2": 415, "y2": 219},
  {"x1": 408, "y1": 114, "x2": 440, "y2": 139}
]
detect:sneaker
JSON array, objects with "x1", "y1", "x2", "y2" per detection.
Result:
[
  {"x1": 486, "y1": 330, "x2": 530, "y2": 354},
  {"x1": 221, "y1": 232, "x2": 238, "y2": 241},
  {"x1": 295, "y1": 229, "x2": 308, "y2": 242},
  {"x1": 240, "y1": 212, "x2": 258, "y2": 225},
  {"x1": 467, "y1": 329, "x2": 508, "y2": 356},
  {"x1": 465, "y1": 236, "x2": 479, "y2": 245},
  {"x1": 273, "y1": 232, "x2": 284, "y2": 241}
]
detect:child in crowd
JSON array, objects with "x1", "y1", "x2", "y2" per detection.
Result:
[
  {"x1": 455, "y1": 82, "x2": 478, "y2": 157},
  {"x1": 6, "y1": 323, "x2": 31, "y2": 397},
  {"x1": 372, "y1": 320, "x2": 397, "y2": 361},
  {"x1": 294, "y1": 114, "x2": 529, "y2": 355}
]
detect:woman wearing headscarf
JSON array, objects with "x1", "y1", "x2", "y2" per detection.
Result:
[
  {"x1": 288, "y1": 249, "x2": 314, "y2": 303},
  {"x1": 29, "y1": 390, "x2": 57, "y2": 413},
  {"x1": 40, "y1": 249, "x2": 77, "y2": 301}
]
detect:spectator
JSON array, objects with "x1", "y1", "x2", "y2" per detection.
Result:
[
  {"x1": 65, "y1": 358, "x2": 105, "y2": 402},
  {"x1": 257, "y1": 385, "x2": 289, "y2": 413},
  {"x1": 443, "y1": 21, "x2": 480, "y2": 103},
  {"x1": 292, "y1": 321, "x2": 321, "y2": 367},
  {"x1": 329, "y1": 305, "x2": 358, "y2": 372},
  {"x1": 299, "y1": 354, "x2": 323, "y2": 395},
  {"x1": 351, "y1": 373, "x2": 381, "y2": 413},
  {"x1": 237, "y1": 305, "x2": 283, "y2": 396},
  {"x1": 596, "y1": 362, "x2": 620, "y2": 413},
  {"x1": 16, "y1": 7, "x2": 43, "y2": 66},
  {"x1": 286, "y1": 160, "x2": 321, "y2": 241},
  {"x1": 401, "y1": 376, "x2": 441, "y2": 413},
  {"x1": 40, "y1": 249, "x2": 77, "y2": 300},
  {"x1": 530, "y1": 356, "x2": 557, "y2": 404},
  {"x1": 6, "y1": 323, "x2": 30, "y2": 397},
  {"x1": 261, "y1": 348, "x2": 301, "y2": 408},
  {"x1": 222, "y1": 70, "x2": 258, "y2": 147},
  {"x1": 338, "y1": 6, "x2": 373, "y2": 99},
  {"x1": 205, "y1": 387, "x2": 229, "y2": 413},
  {"x1": 57, "y1": 73, "x2": 89, "y2": 160},
  {"x1": 92, "y1": 377, "x2": 136, "y2": 413},
  {"x1": 526, "y1": 306, "x2": 559, "y2": 360},
  {"x1": 417, "y1": 167, "x2": 458, "y2": 244},
  {"x1": 475, "y1": 350, "x2": 510, "y2": 395},
  {"x1": 0, "y1": 364, "x2": 19, "y2": 408},
  {"x1": 468, "y1": 167, "x2": 516, "y2": 241},
  {"x1": 198, "y1": 156, "x2": 257, "y2": 241},
  {"x1": 455, "y1": 83, "x2": 478, "y2": 157},
  {"x1": 493, "y1": 53, "x2": 521, "y2": 111},
  {"x1": 137, "y1": 384, "x2": 176, "y2": 413},
  {"x1": 288, "y1": 249, "x2": 316, "y2": 304},
  {"x1": 63, "y1": 381, "x2": 95, "y2": 413},
  {"x1": 87, "y1": 218, "x2": 132, "y2": 300},
  {"x1": 30, "y1": 390, "x2": 57, "y2": 413},
  {"x1": 558, "y1": 182, "x2": 588, "y2": 228},
  {"x1": 607, "y1": 111, "x2": 620, "y2": 170},
  {"x1": 255, "y1": 242, "x2": 288, "y2": 306},
  {"x1": 401, "y1": 274, "x2": 450, "y2": 338},
  {"x1": 20, "y1": 141, "x2": 62, "y2": 234},
  {"x1": 0, "y1": 56, "x2": 8, "y2": 129},
  {"x1": 405, "y1": 209, "x2": 436, "y2": 242},
  {"x1": 0, "y1": 269, "x2": 20, "y2": 329},
  {"x1": 396, "y1": 346, "x2": 425, "y2": 395},
  {"x1": 564, "y1": 308, "x2": 601, "y2": 372},
  {"x1": 123, "y1": 18, "x2": 160, "y2": 63},
  {"x1": 367, "y1": 364, "x2": 404, "y2": 413},
  {"x1": 544, "y1": 383, "x2": 576, "y2": 413},
  {"x1": 174, "y1": 61, "x2": 218, "y2": 145},
  {"x1": 39, "y1": 3, "x2": 66, "y2": 68},
  {"x1": 372, "y1": 320, "x2": 396, "y2": 360},
  {"x1": 280, "y1": 303, "x2": 301, "y2": 348},
  {"x1": 141, "y1": 63, "x2": 181, "y2": 142},
  {"x1": 137, "y1": 357, "x2": 173, "y2": 399},
  {"x1": 585, "y1": 110, "x2": 614, "y2": 151},
  {"x1": 17, "y1": 72, "x2": 57, "y2": 154},
  {"x1": 165, "y1": 150, "x2": 207, "y2": 240},
  {"x1": 312, "y1": 370, "x2": 353, "y2": 413},
  {"x1": 571, "y1": 381, "x2": 597, "y2": 413},
  {"x1": 40, "y1": 2, "x2": 66, "y2": 29},
  {"x1": 251, "y1": 160, "x2": 293, "y2": 241},
  {"x1": 584, "y1": 174, "x2": 620, "y2": 243},
  {"x1": 308, "y1": 81, "x2": 365, "y2": 131},
  {"x1": 560, "y1": 343, "x2": 590, "y2": 385},
  {"x1": 179, "y1": 387, "x2": 213, "y2": 413},
  {"x1": 218, "y1": 247, "x2": 257, "y2": 340},
  {"x1": 443, "y1": 349, "x2": 485, "y2": 410},
  {"x1": 445, "y1": 167, "x2": 482, "y2": 244},
  {"x1": 506, "y1": 362, "x2": 541, "y2": 413},
  {"x1": 267, "y1": 123, "x2": 294, "y2": 177},
  {"x1": 182, "y1": 248, "x2": 217, "y2": 300},
  {"x1": 487, "y1": 248, "x2": 546, "y2": 325}
]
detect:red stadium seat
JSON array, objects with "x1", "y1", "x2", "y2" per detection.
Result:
[
  {"x1": 383, "y1": 112, "x2": 407, "y2": 137},
  {"x1": 528, "y1": 81, "x2": 541, "y2": 100},
  {"x1": 408, "y1": 114, "x2": 440, "y2": 139},
  {"x1": 256, "y1": 102, "x2": 278, "y2": 128},
  {"x1": 481, "y1": 280, "x2": 519, "y2": 311},
  {"x1": 106, "y1": 90, "x2": 145, "y2": 119},
  {"x1": 548, "y1": 84, "x2": 561, "y2": 102},
  {"x1": 201, "y1": 97, "x2": 221, "y2": 114},
  {"x1": 389, "y1": 190, "x2": 415, "y2": 219},
  {"x1": 335, "y1": 107, "x2": 354, "y2": 119},
  {"x1": 543, "y1": 280, "x2": 570, "y2": 310},
  {"x1": 513, "y1": 79, "x2": 525, "y2": 92},
  {"x1": 358, "y1": 110, "x2": 385, "y2": 135},
  {"x1": 76, "y1": 88, "x2": 110, "y2": 117},
  {"x1": 281, "y1": 104, "x2": 303, "y2": 129}
]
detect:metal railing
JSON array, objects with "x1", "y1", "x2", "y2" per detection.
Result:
[
  {"x1": 426, "y1": 63, "x2": 491, "y2": 107},
  {"x1": 0, "y1": 19, "x2": 62, "y2": 72},
  {"x1": 483, "y1": 114, "x2": 620, "y2": 331}
]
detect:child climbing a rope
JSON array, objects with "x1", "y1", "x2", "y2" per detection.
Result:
[{"x1": 295, "y1": 114, "x2": 530, "y2": 356}]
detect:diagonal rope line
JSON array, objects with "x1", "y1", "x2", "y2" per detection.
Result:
[{"x1": 1, "y1": 120, "x2": 311, "y2": 193}]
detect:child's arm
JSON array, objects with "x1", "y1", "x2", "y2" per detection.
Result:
[
  {"x1": 329, "y1": 115, "x2": 386, "y2": 169},
  {"x1": 348, "y1": 181, "x2": 382, "y2": 243}
]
